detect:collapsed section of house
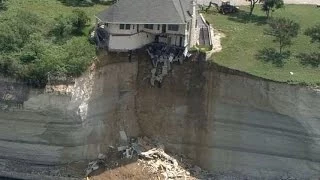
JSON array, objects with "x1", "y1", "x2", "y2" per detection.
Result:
[{"x1": 146, "y1": 43, "x2": 191, "y2": 87}]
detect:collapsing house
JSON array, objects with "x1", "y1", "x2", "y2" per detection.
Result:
[{"x1": 95, "y1": 0, "x2": 199, "y2": 86}]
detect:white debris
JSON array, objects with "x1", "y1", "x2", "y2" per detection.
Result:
[
  {"x1": 85, "y1": 154, "x2": 106, "y2": 177},
  {"x1": 119, "y1": 131, "x2": 128, "y2": 142},
  {"x1": 290, "y1": 72, "x2": 294, "y2": 75},
  {"x1": 98, "y1": 153, "x2": 106, "y2": 160},
  {"x1": 117, "y1": 146, "x2": 128, "y2": 152}
]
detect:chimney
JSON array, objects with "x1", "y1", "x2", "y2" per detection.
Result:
[{"x1": 189, "y1": 0, "x2": 197, "y2": 48}]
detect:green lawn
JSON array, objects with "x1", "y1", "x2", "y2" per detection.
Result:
[
  {"x1": 6, "y1": 0, "x2": 106, "y2": 20},
  {"x1": 204, "y1": 5, "x2": 320, "y2": 85}
]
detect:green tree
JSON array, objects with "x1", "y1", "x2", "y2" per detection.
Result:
[
  {"x1": 305, "y1": 24, "x2": 320, "y2": 45},
  {"x1": 246, "y1": 0, "x2": 263, "y2": 16},
  {"x1": 12, "y1": 11, "x2": 41, "y2": 44},
  {"x1": 70, "y1": 9, "x2": 90, "y2": 34},
  {"x1": 51, "y1": 15, "x2": 74, "y2": 41},
  {"x1": 297, "y1": 24, "x2": 320, "y2": 67},
  {"x1": 261, "y1": 0, "x2": 284, "y2": 18},
  {"x1": 0, "y1": 23, "x2": 21, "y2": 52},
  {"x1": 63, "y1": 37, "x2": 95, "y2": 76},
  {"x1": 264, "y1": 17, "x2": 300, "y2": 53}
]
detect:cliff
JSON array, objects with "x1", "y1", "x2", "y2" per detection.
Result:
[{"x1": 0, "y1": 52, "x2": 320, "y2": 179}]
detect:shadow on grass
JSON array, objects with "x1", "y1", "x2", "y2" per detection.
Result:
[
  {"x1": 226, "y1": 9, "x2": 268, "y2": 26},
  {"x1": 256, "y1": 48, "x2": 291, "y2": 67},
  {"x1": 57, "y1": 0, "x2": 113, "y2": 7},
  {"x1": 296, "y1": 52, "x2": 320, "y2": 67}
]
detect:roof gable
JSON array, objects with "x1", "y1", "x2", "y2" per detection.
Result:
[{"x1": 96, "y1": 0, "x2": 191, "y2": 24}]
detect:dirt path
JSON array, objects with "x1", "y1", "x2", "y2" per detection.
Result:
[{"x1": 197, "y1": 0, "x2": 319, "y2": 5}]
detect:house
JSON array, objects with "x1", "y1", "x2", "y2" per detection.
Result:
[{"x1": 95, "y1": 0, "x2": 198, "y2": 52}]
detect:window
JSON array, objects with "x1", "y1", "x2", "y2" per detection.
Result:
[
  {"x1": 133, "y1": 25, "x2": 135, "y2": 29},
  {"x1": 144, "y1": 24, "x2": 154, "y2": 30},
  {"x1": 157, "y1": 25, "x2": 160, "y2": 30},
  {"x1": 168, "y1": 25, "x2": 179, "y2": 31},
  {"x1": 120, "y1": 24, "x2": 131, "y2": 30}
]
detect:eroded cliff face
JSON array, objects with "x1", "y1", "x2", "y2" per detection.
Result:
[
  {"x1": 0, "y1": 59, "x2": 140, "y2": 178},
  {"x1": 1, "y1": 52, "x2": 320, "y2": 179},
  {"x1": 136, "y1": 54, "x2": 320, "y2": 179}
]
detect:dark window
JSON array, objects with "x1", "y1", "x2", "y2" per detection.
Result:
[
  {"x1": 144, "y1": 24, "x2": 154, "y2": 29},
  {"x1": 133, "y1": 25, "x2": 135, "y2": 29},
  {"x1": 158, "y1": 25, "x2": 160, "y2": 30},
  {"x1": 120, "y1": 24, "x2": 125, "y2": 29},
  {"x1": 125, "y1": 24, "x2": 131, "y2": 29},
  {"x1": 168, "y1": 25, "x2": 179, "y2": 31}
]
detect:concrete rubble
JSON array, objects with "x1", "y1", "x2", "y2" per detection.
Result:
[
  {"x1": 85, "y1": 153, "x2": 107, "y2": 177},
  {"x1": 85, "y1": 131, "x2": 211, "y2": 179}
]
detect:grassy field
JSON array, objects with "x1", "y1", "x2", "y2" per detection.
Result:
[
  {"x1": 5, "y1": 0, "x2": 106, "y2": 22},
  {"x1": 204, "y1": 5, "x2": 320, "y2": 85},
  {"x1": 3, "y1": 0, "x2": 107, "y2": 35}
]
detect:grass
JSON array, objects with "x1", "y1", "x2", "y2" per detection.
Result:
[
  {"x1": 204, "y1": 5, "x2": 320, "y2": 85},
  {"x1": 4, "y1": 0, "x2": 107, "y2": 31}
]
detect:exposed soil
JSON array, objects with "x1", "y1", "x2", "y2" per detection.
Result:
[{"x1": 89, "y1": 162, "x2": 160, "y2": 180}]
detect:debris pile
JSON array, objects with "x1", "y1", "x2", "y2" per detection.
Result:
[
  {"x1": 85, "y1": 131, "x2": 210, "y2": 179},
  {"x1": 85, "y1": 153, "x2": 107, "y2": 177},
  {"x1": 138, "y1": 148, "x2": 192, "y2": 179},
  {"x1": 146, "y1": 43, "x2": 191, "y2": 87}
]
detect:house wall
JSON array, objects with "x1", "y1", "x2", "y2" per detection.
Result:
[
  {"x1": 109, "y1": 32, "x2": 155, "y2": 51},
  {"x1": 142, "y1": 24, "x2": 187, "y2": 35},
  {"x1": 166, "y1": 24, "x2": 187, "y2": 35},
  {"x1": 107, "y1": 23, "x2": 137, "y2": 34},
  {"x1": 167, "y1": 35, "x2": 186, "y2": 47}
]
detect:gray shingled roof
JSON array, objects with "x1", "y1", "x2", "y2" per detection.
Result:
[{"x1": 96, "y1": 0, "x2": 192, "y2": 24}]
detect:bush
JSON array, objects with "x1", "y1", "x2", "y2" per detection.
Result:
[
  {"x1": 297, "y1": 52, "x2": 320, "y2": 67},
  {"x1": 0, "y1": 9, "x2": 96, "y2": 87},
  {"x1": 256, "y1": 47, "x2": 291, "y2": 67}
]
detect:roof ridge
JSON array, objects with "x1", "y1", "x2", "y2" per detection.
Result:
[
  {"x1": 172, "y1": 0, "x2": 186, "y2": 23},
  {"x1": 178, "y1": 0, "x2": 187, "y2": 22}
]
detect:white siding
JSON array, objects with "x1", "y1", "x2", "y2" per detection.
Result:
[
  {"x1": 109, "y1": 32, "x2": 155, "y2": 51},
  {"x1": 107, "y1": 23, "x2": 137, "y2": 34},
  {"x1": 166, "y1": 24, "x2": 187, "y2": 35},
  {"x1": 141, "y1": 24, "x2": 162, "y2": 34}
]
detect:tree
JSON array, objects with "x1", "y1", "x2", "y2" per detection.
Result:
[
  {"x1": 51, "y1": 15, "x2": 74, "y2": 41},
  {"x1": 70, "y1": 9, "x2": 90, "y2": 34},
  {"x1": 63, "y1": 37, "x2": 95, "y2": 76},
  {"x1": 0, "y1": 23, "x2": 21, "y2": 52},
  {"x1": 261, "y1": 0, "x2": 284, "y2": 18},
  {"x1": 296, "y1": 24, "x2": 320, "y2": 67},
  {"x1": 264, "y1": 17, "x2": 300, "y2": 53},
  {"x1": 246, "y1": 0, "x2": 263, "y2": 16},
  {"x1": 304, "y1": 24, "x2": 320, "y2": 45},
  {"x1": 297, "y1": 52, "x2": 320, "y2": 67}
]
